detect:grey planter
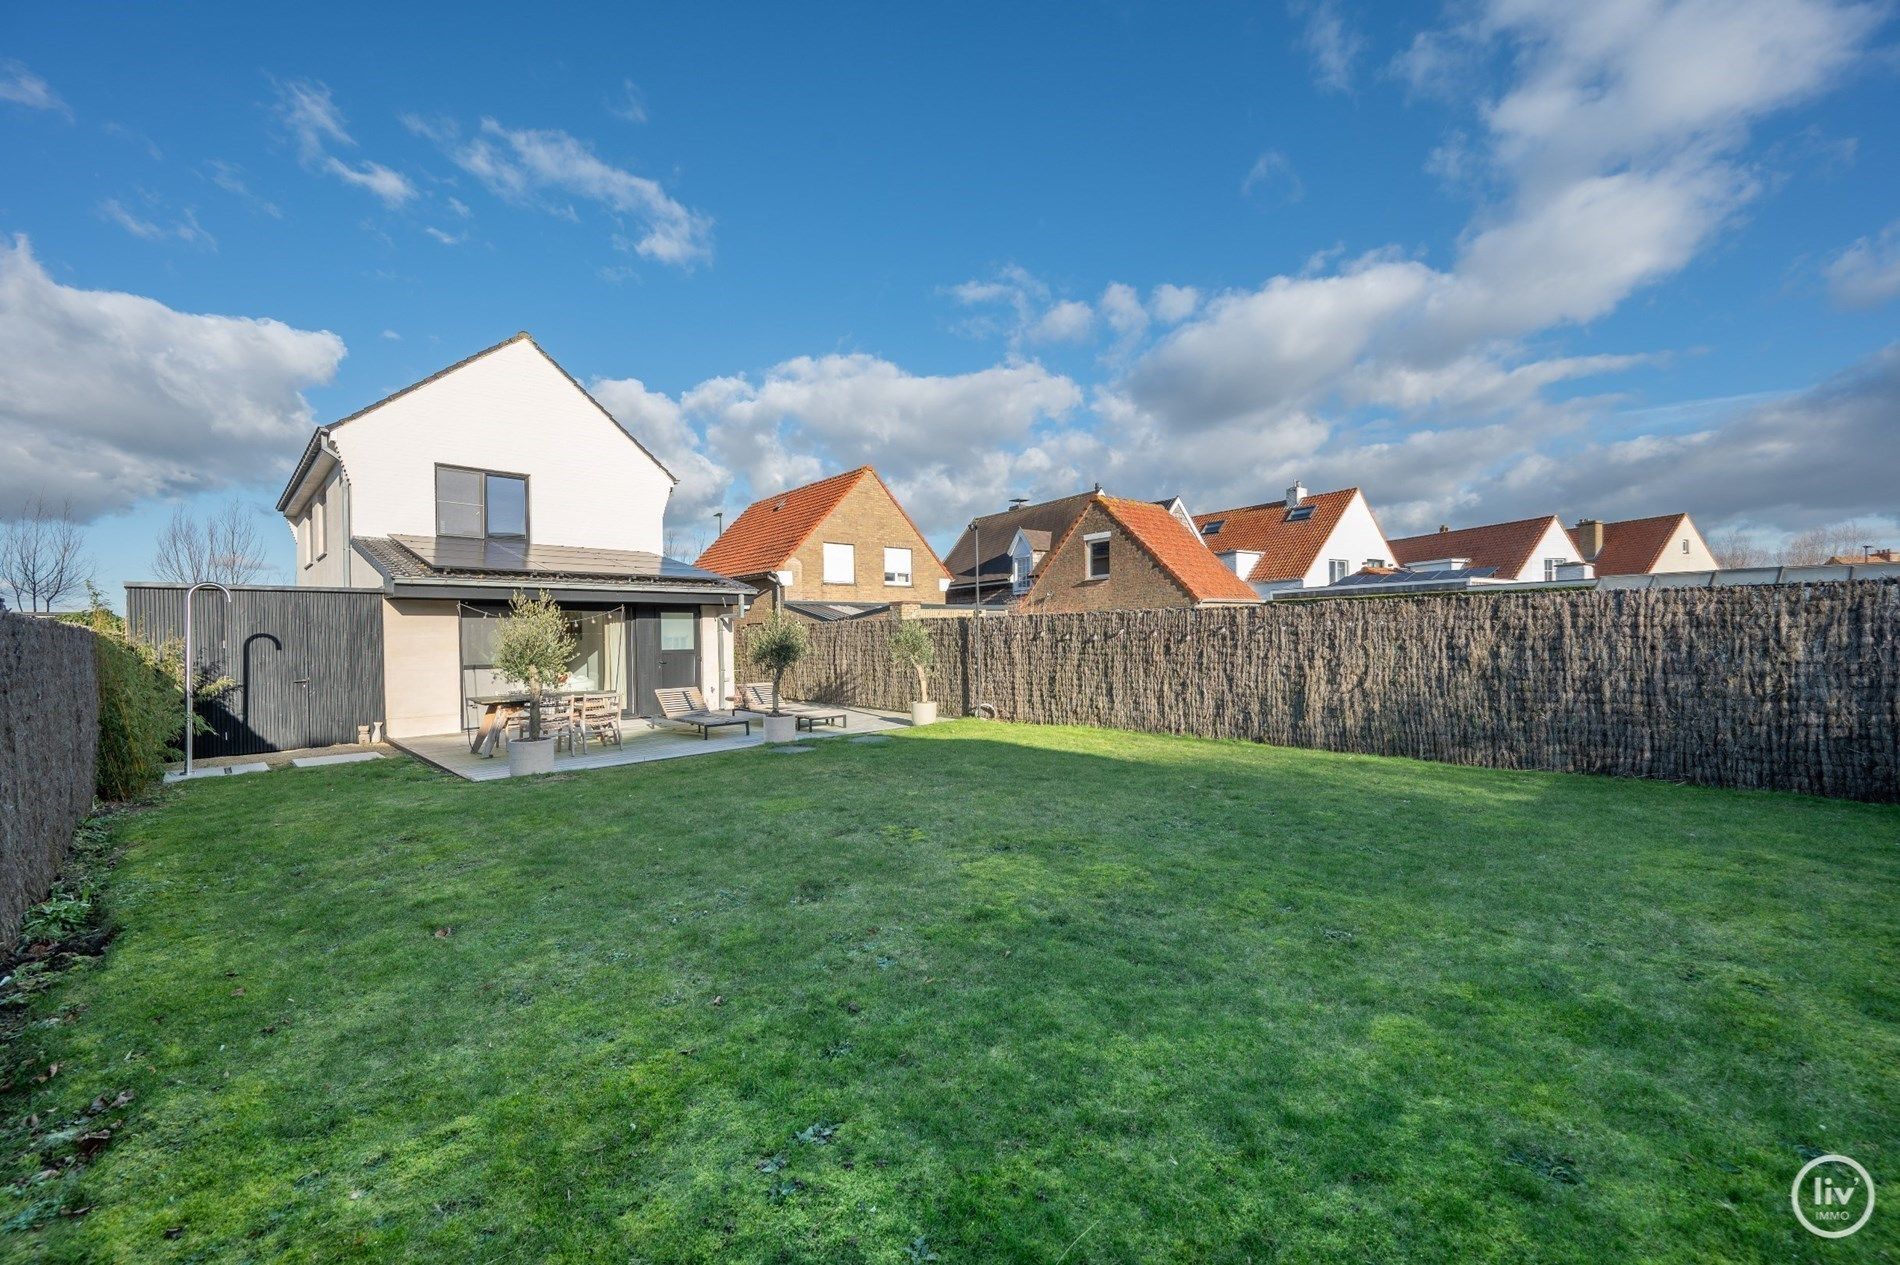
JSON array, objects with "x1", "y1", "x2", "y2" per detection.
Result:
[{"x1": 506, "y1": 736, "x2": 557, "y2": 776}]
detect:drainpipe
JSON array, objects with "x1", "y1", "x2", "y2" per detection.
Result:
[{"x1": 182, "y1": 581, "x2": 232, "y2": 779}]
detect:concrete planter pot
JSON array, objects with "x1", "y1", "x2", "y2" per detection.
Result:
[
  {"x1": 506, "y1": 736, "x2": 557, "y2": 777},
  {"x1": 909, "y1": 701, "x2": 938, "y2": 726},
  {"x1": 762, "y1": 714, "x2": 800, "y2": 744}
]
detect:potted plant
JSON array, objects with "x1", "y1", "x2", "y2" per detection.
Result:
[
  {"x1": 492, "y1": 590, "x2": 577, "y2": 776},
  {"x1": 748, "y1": 614, "x2": 809, "y2": 743},
  {"x1": 890, "y1": 620, "x2": 938, "y2": 725}
]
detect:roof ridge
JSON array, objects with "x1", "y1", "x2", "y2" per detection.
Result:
[{"x1": 1096, "y1": 495, "x2": 1256, "y2": 603}]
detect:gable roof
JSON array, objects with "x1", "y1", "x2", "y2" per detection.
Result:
[
  {"x1": 1050, "y1": 494, "x2": 1258, "y2": 604},
  {"x1": 1389, "y1": 514, "x2": 1565, "y2": 577},
  {"x1": 1192, "y1": 487, "x2": 1362, "y2": 584},
  {"x1": 943, "y1": 490, "x2": 1099, "y2": 584},
  {"x1": 1569, "y1": 513, "x2": 1695, "y2": 576},
  {"x1": 694, "y1": 466, "x2": 948, "y2": 581},
  {"x1": 276, "y1": 331, "x2": 675, "y2": 513}
]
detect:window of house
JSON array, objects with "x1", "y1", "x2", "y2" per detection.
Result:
[
  {"x1": 1085, "y1": 532, "x2": 1111, "y2": 580},
  {"x1": 311, "y1": 498, "x2": 328, "y2": 560},
  {"x1": 1328, "y1": 558, "x2": 1349, "y2": 583},
  {"x1": 1544, "y1": 557, "x2": 1563, "y2": 581},
  {"x1": 1200, "y1": 519, "x2": 1225, "y2": 536},
  {"x1": 659, "y1": 610, "x2": 695, "y2": 651},
  {"x1": 823, "y1": 542, "x2": 855, "y2": 584},
  {"x1": 1364, "y1": 558, "x2": 1384, "y2": 569},
  {"x1": 883, "y1": 547, "x2": 912, "y2": 586},
  {"x1": 1285, "y1": 505, "x2": 1315, "y2": 523},
  {"x1": 1681, "y1": 538, "x2": 1690, "y2": 553},
  {"x1": 436, "y1": 466, "x2": 529, "y2": 541},
  {"x1": 1011, "y1": 552, "x2": 1032, "y2": 593}
]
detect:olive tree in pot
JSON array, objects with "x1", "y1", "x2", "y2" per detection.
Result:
[
  {"x1": 493, "y1": 590, "x2": 577, "y2": 776},
  {"x1": 890, "y1": 620, "x2": 937, "y2": 725},
  {"x1": 749, "y1": 614, "x2": 809, "y2": 743}
]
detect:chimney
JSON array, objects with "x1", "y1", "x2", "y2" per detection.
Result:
[
  {"x1": 1575, "y1": 518, "x2": 1605, "y2": 560},
  {"x1": 1437, "y1": 525, "x2": 1448, "y2": 534},
  {"x1": 1286, "y1": 481, "x2": 1307, "y2": 507}
]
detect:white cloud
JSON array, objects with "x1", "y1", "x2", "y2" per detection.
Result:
[
  {"x1": 99, "y1": 198, "x2": 217, "y2": 250},
  {"x1": 1824, "y1": 220, "x2": 1900, "y2": 309},
  {"x1": 0, "y1": 237, "x2": 345, "y2": 520},
  {"x1": 204, "y1": 160, "x2": 282, "y2": 218},
  {"x1": 1149, "y1": 284, "x2": 1201, "y2": 324},
  {"x1": 423, "y1": 226, "x2": 466, "y2": 246},
  {"x1": 1292, "y1": 0, "x2": 1363, "y2": 93},
  {"x1": 1241, "y1": 150, "x2": 1304, "y2": 202},
  {"x1": 589, "y1": 375, "x2": 730, "y2": 524},
  {"x1": 0, "y1": 60, "x2": 69, "y2": 117},
  {"x1": 273, "y1": 79, "x2": 418, "y2": 208},
  {"x1": 1029, "y1": 300, "x2": 1094, "y2": 344},
  {"x1": 418, "y1": 117, "x2": 711, "y2": 265},
  {"x1": 607, "y1": 79, "x2": 648, "y2": 124}
]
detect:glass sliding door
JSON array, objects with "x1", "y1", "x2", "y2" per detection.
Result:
[{"x1": 458, "y1": 603, "x2": 630, "y2": 731}]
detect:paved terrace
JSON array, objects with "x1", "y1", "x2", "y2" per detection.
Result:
[{"x1": 392, "y1": 704, "x2": 911, "y2": 782}]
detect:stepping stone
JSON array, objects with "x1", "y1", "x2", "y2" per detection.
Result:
[
  {"x1": 289, "y1": 753, "x2": 384, "y2": 769},
  {"x1": 848, "y1": 735, "x2": 893, "y2": 745},
  {"x1": 227, "y1": 762, "x2": 270, "y2": 776},
  {"x1": 765, "y1": 745, "x2": 816, "y2": 755},
  {"x1": 164, "y1": 767, "x2": 228, "y2": 782}
]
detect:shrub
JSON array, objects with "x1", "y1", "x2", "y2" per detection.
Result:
[
  {"x1": 492, "y1": 591, "x2": 577, "y2": 740},
  {"x1": 84, "y1": 587, "x2": 228, "y2": 800},
  {"x1": 749, "y1": 616, "x2": 809, "y2": 714},
  {"x1": 889, "y1": 621, "x2": 935, "y2": 703}
]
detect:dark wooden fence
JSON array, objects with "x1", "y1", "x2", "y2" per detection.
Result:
[
  {"x1": 125, "y1": 585, "x2": 385, "y2": 757},
  {"x1": 0, "y1": 614, "x2": 99, "y2": 950},
  {"x1": 743, "y1": 581, "x2": 1900, "y2": 802}
]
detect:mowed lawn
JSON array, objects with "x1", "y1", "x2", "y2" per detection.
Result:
[{"x1": 3, "y1": 723, "x2": 1896, "y2": 1263}]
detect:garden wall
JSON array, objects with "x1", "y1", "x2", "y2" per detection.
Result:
[
  {"x1": 0, "y1": 614, "x2": 99, "y2": 950},
  {"x1": 742, "y1": 580, "x2": 1900, "y2": 802}
]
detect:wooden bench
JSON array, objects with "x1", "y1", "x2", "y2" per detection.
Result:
[
  {"x1": 740, "y1": 682, "x2": 848, "y2": 731},
  {"x1": 654, "y1": 687, "x2": 753, "y2": 739}
]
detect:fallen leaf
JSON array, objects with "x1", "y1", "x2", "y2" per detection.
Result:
[
  {"x1": 434, "y1": 927, "x2": 453, "y2": 939},
  {"x1": 231, "y1": 987, "x2": 246, "y2": 997},
  {"x1": 73, "y1": 1129, "x2": 112, "y2": 1159}
]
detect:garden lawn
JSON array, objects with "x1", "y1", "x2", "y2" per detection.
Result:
[{"x1": 3, "y1": 722, "x2": 1896, "y2": 1263}]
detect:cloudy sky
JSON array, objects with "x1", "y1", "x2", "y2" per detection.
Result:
[{"x1": 3, "y1": 0, "x2": 1897, "y2": 597}]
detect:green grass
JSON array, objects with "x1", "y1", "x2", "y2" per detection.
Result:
[{"x1": 3, "y1": 722, "x2": 1896, "y2": 1263}]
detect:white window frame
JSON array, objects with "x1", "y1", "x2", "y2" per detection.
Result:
[
  {"x1": 1544, "y1": 557, "x2": 1563, "y2": 581},
  {"x1": 1328, "y1": 558, "x2": 1349, "y2": 584},
  {"x1": 822, "y1": 542, "x2": 855, "y2": 585},
  {"x1": 883, "y1": 546, "x2": 912, "y2": 587},
  {"x1": 1084, "y1": 531, "x2": 1111, "y2": 580}
]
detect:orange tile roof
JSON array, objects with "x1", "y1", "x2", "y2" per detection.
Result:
[
  {"x1": 1090, "y1": 495, "x2": 1260, "y2": 603},
  {"x1": 696, "y1": 466, "x2": 950, "y2": 581},
  {"x1": 1192, "y1": 488, "x2": 1361, "y2": 584},
  {"x1": 1568, "y1": 513, "x2": 1693, "y2": 576},
  {"x1": 1389, "y1": 515, "x2": 1564, "y2": 577}
]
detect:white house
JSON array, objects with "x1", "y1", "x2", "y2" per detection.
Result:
[
  {"x1": 275, "y1": 333, "x2": 749, "y2": 739},
  {"x1": 1192, "y1": 484, "x2": 1394, "y2": 597},
  {"x1": 1389, "y1": 514, "x2": 1583, "y2": 583}
]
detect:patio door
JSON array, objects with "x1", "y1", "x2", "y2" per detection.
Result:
[{"x1": 629, "y1": 608, "x2": 700, "y2": 715}]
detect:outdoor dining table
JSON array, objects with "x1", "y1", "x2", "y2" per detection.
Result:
[{"x1": 467, "y1": 693, "x2": 533, "y2": 757}]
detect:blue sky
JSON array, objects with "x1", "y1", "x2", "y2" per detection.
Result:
[{"x1": 3, "y1": 0, "x2": 1898, "y2": 604}]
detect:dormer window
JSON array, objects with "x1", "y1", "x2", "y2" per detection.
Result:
[{"x1": 436, "y1": 465, "x2": 529, "y2": 541}]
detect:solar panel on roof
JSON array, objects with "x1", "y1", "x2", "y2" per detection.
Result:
[{"x1": 389, "y1": 535, "x2": 730, "y2": 583}]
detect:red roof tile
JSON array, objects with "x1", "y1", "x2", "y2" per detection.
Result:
[
  {"x1": 695, "y1": 467, "x2": 865, "y2": 577},
  {"x1": 1091, "y1": 495, "x2": 1260, "y2": 603},
  {"x1": 1192, "y1": 488, "x2": 1361, "y2": 584},
  {"x1": 1569, "y1": 513, "x2": 1693, "y2": 576},
  {"x1": 1389, "y1": 515, "x2": 1565, "y2": 577}
]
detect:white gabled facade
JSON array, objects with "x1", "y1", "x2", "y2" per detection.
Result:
[
  {"x1": 1286, "y1": 490, "x2": 1392, "y2": 592},
  {"x1": 279, "y1": 334, "x2": 674, "y2": 586}
]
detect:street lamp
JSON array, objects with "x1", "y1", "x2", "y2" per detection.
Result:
[{"x1": 182, "y1": 581, "x2": 231, "y2": 779}]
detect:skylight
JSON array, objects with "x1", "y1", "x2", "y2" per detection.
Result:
[
  {"x1": 1200, "y1": 519, "x2": 1224, "y2": 535},
  {"x1": 1285, "y1": 505, "x2": 1315, "y2": 522}
]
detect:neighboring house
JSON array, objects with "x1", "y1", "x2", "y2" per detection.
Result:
[
  {"x1": 1570, "y1": 514, "x2": 1717, "y2": 575},
  {"x1": 1828, "y1": 548, "x2": 1897, "y2": 565},
  {"x1": 1192, "y1": 484, "x2": 1393, "y2": 597},
  {"x1": 1015, "y1": 492, "x2": 1259, "y2": 614},
  {"x1": 257, "y1": 332, "x2": 749, "y2": 741},
  {"x1": 942, "y1": 489, "x2": 1100, "y2": 607},
  {"x1": 695, "y1": 466, "x2": 949, "y2": 624},
  {"x1": 1389, "y1": 514, "x2": 1583, "y2": 583}
]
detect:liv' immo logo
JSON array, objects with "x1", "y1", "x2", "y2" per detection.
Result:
[{"x1": 1792, "y1": 1154, "x2": 1875, "y2": 1239}]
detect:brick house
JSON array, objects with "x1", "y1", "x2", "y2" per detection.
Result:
[
  {"x1": 696, "y1": 466, "x2": 949, "y2": 624},
  {"x1": 941, "y1": 489, "x2": 1099, "y2": 607},
  {"x1": 1193, "y1": 484, "x2": 1394, "y2": 596},
  {"x1": 1015, "y1": 493, "x2": 1260, "y2": 614}
]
